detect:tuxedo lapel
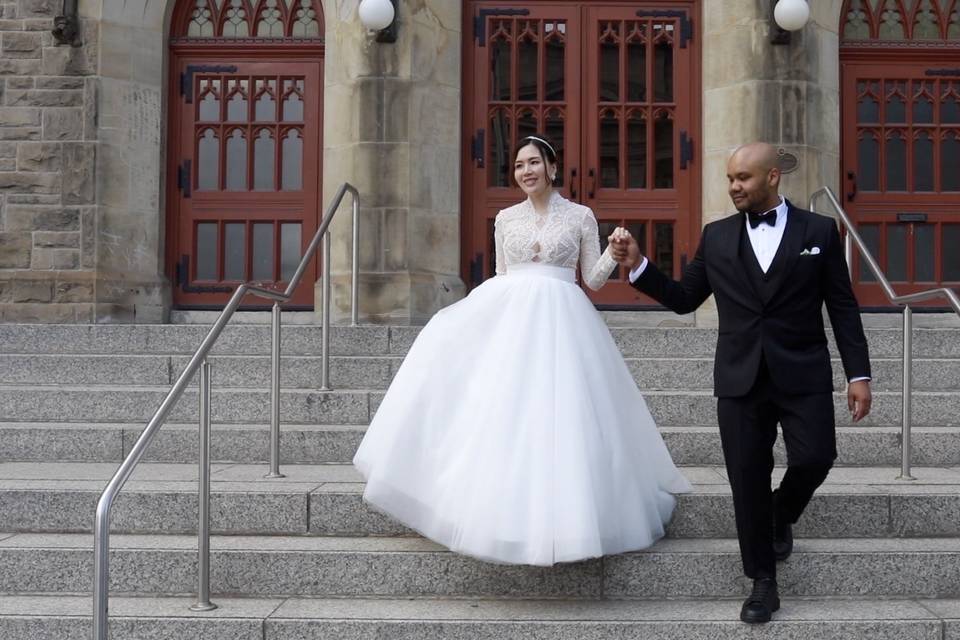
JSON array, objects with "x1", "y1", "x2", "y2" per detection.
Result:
[
  {"x1": 719, "y1": 214, "x2": 763, "y2": 311},
  {"x1": 765, "y1": 203, "x2": 808, "y2": 302}
]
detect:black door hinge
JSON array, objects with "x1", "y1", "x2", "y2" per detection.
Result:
[
  {"x1": 636, "y1": 10, "x2": 693, "y2": 48},
  {"x1": 177, "y1": 254, "x2": 233, "y2": 294},
  {"x1": 472, "y1": 129, "x2": 486, "y2": 168},
  {"x1": 679, "y1": 131, "x2": 694, "y2": 170},
  {"x1": 177, "y1": 159, "x2": 192, "y2": 198},
  {"x1": 180, "y1": 64, "x2": 239, "y2": 103},
  {"x1": 475, "y1": 8, "x2": 530, "y2": 44}
]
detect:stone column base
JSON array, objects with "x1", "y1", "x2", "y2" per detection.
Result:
[{"x1": 317, "y1": 272, "x2": 466, "y2": 325}]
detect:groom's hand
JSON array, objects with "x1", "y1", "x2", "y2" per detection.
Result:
[
  {"x1": 848, "y1": 380, "x2": 872, "y2": 422},
  {"x1": 608, "y1": 227, "x2": 644, "y2": 271}
]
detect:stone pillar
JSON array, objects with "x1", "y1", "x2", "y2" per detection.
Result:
[
  {"x1": 322, "y1": 0, "x2": 464, "y2": 325},
  {"x1": 91, "y1": 0, "x2": 172, "y2": 322},
  {"x1": 698, "y1": 0, "x2": 843, "y2": 326}
]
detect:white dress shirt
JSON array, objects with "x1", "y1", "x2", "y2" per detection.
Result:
[{"x1": 627, "y1": 197, "x2": 869, "y2": 383}]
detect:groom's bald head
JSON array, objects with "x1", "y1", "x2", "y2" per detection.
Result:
[{"x1": 727, "y1": 143, "x2": 782, "y2": 213}]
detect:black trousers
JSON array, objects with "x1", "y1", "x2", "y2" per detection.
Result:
[{"x1": 717, "y1": 361, "x2": 837, "y2": 579}]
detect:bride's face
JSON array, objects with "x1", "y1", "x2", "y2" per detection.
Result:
[{"x1": 514, "y1": 144, "x2": 555, "y2": 197}]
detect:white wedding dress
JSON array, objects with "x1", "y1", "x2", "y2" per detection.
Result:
[{"x1": 353, "y1": 191, "x2": 691, "y2": 566}]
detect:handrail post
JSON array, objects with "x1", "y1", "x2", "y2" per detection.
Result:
[
  {"x1": 351, "y1": 192, "x2": 360, "y2": 326},
  {"x1": 265, "y1": 302, "x2": 285, "y2": 478},
  {"x1": 321, "y1": 227, "x2": 332, "y2": 391},
  {"x1": 844, "y1": 230, "x2": 853, "y2": 281},
  {"x1": 191, "y1": 360, "x2": 217, "y2": 611},
  {"x1": 898, "y1": 306, "x2": 916, "y2": 481},
  {"x1": 92, "y1": 502, "x2": 110, "y2": 640}
]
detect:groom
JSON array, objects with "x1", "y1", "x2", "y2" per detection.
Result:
[{"x1": 611, "y1": 143, "x2": 872, "y2": 623}]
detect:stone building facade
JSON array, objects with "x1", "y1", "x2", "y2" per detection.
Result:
[{"x1": 0, "y1": 0, "x2": 956, "y2": 324}]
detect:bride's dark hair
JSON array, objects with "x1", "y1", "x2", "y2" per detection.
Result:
[{"x1": 514, "y1": 134, "x2": 558, "y2": 166}]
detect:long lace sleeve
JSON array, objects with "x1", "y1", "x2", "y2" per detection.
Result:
[
  {"x1": 494, "y1": 215, "x2": 506, "y2": 276},
  {"x1": 579, "y1": 210, "x2": 617, "y2": 290}
]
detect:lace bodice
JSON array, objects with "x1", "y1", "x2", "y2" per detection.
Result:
[{"x1": 494, "y1": 191, "x2": 617, "y2": 290}]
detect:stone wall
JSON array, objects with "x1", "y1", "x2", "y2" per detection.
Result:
[{"x1": 0, "y1": 0, "x2": 99, "y2": 321}]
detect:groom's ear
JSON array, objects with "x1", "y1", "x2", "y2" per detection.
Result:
[{"x1": 767, "y1": 167, "x2": 782, "y2": 189}]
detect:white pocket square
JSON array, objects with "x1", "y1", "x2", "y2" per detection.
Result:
[{"x1": 800, "y1": 247, "x2": 821, "y2": 256}]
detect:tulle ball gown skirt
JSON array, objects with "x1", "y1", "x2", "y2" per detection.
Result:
[{"x1": 353, "y1": 263, "x2": 691, "y2": 566}]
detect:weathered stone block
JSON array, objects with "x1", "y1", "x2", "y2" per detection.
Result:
[
  {"x1": 0, "y1": 107, "x2": 41, "y2": 126},
  {"x1": 62, "y1": 142, "x2": 94, "y2": 204},
  {"x1": 42, "y1": 107, "x2": 82, "y2": 139},
  {"x1": 16, "y1": 141, "x2": 60, "y2": 171},
  {"x1": 31, "y1": 247, "x2": 79, "y2": 269},
  {"x1": 0, "y1": 157, "x2": 15, "y2": 170},
  {"x1": 6, "y1": 76, "x2": 34, "y2": 89},
  {"x1": 0, "y1": 56, "x2": 40, "y2": 74},
  {"x1": 22, "y1": 18, "x2": 52, "y2": 31},
  {"x1": 0, "y1": 170, "x2": 59, "y2": 193},
  {"x1": 41, "y1": 43, "x2": 93, "y2": 76},
  {"x1": 6, "y1": 88, "x2": 83, "y2": 107},
  {"x1": 0, "y1": 126, "x2": 40, "y2": 140},
  {"x1": 37, "y1": 76, "x2": 85, "y2": 91},
  {"x1": 80, "y1": 206, "x2": 94, "y2": 268},
  {"x1": 5, "y1": 205, "x2": 79, "y2": 231},
  {"x1": 2, "y1": 29, "x2": 39, "y2": 52},
  {"x1": 18, "y1": 0, "x2": 55, "y2": 17},
  {"x1": 0, "y1": 19, "x2": 25, "y2": 31},
  {"x1": 7, "y1": 192, "x2": 57, "y2": 204},
  {"x1": 0, "y1": 141, "x2": 16, "y2": 157},
  {"x1": 82, "y1": 77, "x2": 96, "y2": 140},
  {"x1": 54, "y1": 279, "x2": 92, "y2": 300},
  {"x1": 10, "y1": 279, "x2": 50, "y2": 301},
  {"x1": 33, "y1": 230, "x2": 79, "y2": 248},
  {"x1": 0, "y1": 231, "x2": 30, "y2": 267}
]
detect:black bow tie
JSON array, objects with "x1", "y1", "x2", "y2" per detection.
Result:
[{"x1": 748, "y1": 209, "x2": 777, "y2": 229}]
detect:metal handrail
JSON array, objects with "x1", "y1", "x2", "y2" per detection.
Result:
[
  {"x1": 809, "y1": 186, "x2": 960, "y2": 481},
  {"x1": 92, "y1": 183, "x2": 360, "y2": 640}
]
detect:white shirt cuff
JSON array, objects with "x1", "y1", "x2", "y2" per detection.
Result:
[
  {"x1": 628, "y1": 257, "x2": 649, "y2": 283},
  {"x1": 849, "y1": 377, "x2": 871, "y2": 383}
]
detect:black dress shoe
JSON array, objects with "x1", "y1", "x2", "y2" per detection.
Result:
[
  {"x1": 740, "y1": 578, "x2": 780, "y2": 624},
  {"x1": 773, "y1": 491, "x2": 793, "y2": 561}
]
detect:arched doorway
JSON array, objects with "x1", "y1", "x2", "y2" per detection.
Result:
[
  {"x1": 461, "y1": 1, "x2": 702, "y2": 307},
  {"x1": 840, "y1": 0, "x2": 960, "y2": 307},
  {"x1": 166, "y1": 0, "x2": 325, "y2": 309}
]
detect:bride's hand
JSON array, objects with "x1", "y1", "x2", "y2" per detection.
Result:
[{"x1": 608, "y1": 227, "x2": 632, "y2": 261}]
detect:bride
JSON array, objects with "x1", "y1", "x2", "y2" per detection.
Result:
[{"x1": 353, "y1": 134, "x2": 691, "y2": 566}]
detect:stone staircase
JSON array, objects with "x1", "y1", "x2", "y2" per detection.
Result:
[{"x1": 0, "y1": 322, "x2": 959, "y2": 638}]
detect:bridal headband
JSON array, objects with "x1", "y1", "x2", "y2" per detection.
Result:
[{"x1": 521, "y1": 136, "x2": 557, "y2": 159}]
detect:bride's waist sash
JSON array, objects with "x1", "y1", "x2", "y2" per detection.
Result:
[{"x1": 505, "y1": 263, "x2": 576, "y2": 283}]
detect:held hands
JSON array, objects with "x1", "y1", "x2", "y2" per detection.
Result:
[
  {"x1": 848, "y1": 380, "x2": 872, "y2": 422},
  {"x1": 607, "y1": 227, "x2": 644, "y2": 271}
]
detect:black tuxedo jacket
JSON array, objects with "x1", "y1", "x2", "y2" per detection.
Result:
[{"x1": 632, "y1": 202, "x2": 871, "y2": 398}]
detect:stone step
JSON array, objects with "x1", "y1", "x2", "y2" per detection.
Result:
[
  {"x1": 2, "y1": 353, "x2": 958, "y2": 392},
  {"x1": 2, "y1": 463, "x2": 956, "y2": 539},
  {"x1": 1, "y1": 595, "x2": 956, "y2": 640},
  {"x1": 2, "y1": 422, "x2": 958, "y2": 467},
  {"x1": 1, "y1": 533, "x2": 959, "y2": 598},
  {"x1": 1, "y1": 324, "x2": 958, "y2": 359},
  {"x1": 2, "y1": 386, "x2": 955, "y2": 427}
]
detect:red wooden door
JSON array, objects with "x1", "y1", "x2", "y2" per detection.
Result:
[
  {"x1": 462, "y1": 1, "x2": 701, "y2": 307},
  {"x1": 840, "y1": 1, "x2": 960, "y2": 307},
  {"x1": 167, "y1": 0, "x2": 324, "y2": 309}
]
